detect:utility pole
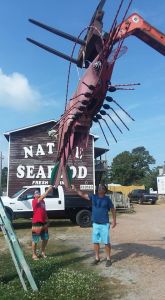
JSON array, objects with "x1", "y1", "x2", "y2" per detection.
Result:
[
  {"x1": 0, "y1": 151, "x2": 4, "y2": 194},
  {"x1": 163, "y1": 161, "x2": 165, "y2": 175}
]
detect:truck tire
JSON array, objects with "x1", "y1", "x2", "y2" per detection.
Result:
[
  {"x1": 76, "y1": 210, "x2": 92, "y2": 228},
  {"x1": 138, "y1": 198, "x2": 143, "y2": 204},
  {"x1": 151, "y1": 200, "x2": 156, "y2": 205}
]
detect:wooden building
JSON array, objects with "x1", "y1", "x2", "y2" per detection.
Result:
[{"x1": 4, "y1": 120, "x2": 108, "y2": 197}]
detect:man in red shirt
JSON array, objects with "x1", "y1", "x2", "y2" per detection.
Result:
[{"x1": 32, "y1": 186, "x2": 53, "y2": 260}]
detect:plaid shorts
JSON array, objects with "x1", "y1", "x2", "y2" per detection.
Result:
[{"x1": 32, "y1": 222, "x2": 49, "y2": 243}]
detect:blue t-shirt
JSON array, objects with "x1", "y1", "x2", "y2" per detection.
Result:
[{"x1": 89, "y1": 194, "x2": 114, "y2": 224}]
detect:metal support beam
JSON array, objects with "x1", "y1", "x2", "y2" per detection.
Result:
[
  {"x1": 29, "y1": 18, "x2": 86, "y2": 46},
  {"x1": 27, "y1": 38, "x2": 79, "y2": 65},
  {"x1": 0, "y1": 198, "x2": 38, "y2": 291}
]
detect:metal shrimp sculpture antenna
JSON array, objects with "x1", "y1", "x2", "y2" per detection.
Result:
[{"x1": 27, "y1": 0, "x2": 165, "y2": 188}]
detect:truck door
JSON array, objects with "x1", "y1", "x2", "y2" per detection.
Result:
[
  {"x1": 13, "y1": 187, "x2": 40, "y2": 215},
  {"x1": 44, "y1": 187, "x2": 64, "y2": 211},
  {"x1": 132, "y1": 190, "x2": 138, "y2": 202}
]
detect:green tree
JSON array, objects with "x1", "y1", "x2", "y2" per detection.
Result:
[
  {"x1": 142, "y1": 167, "x2": 159, "y2": 191},
  {"x1": 110, "y1": 147, "x2": 156, "y2": 186},
  {"x1": 131, "y1": 147, "x2": 155, "y2": 181},
  {"x1": 109, "y1": 151, "x2": 134, "y2": 185}
]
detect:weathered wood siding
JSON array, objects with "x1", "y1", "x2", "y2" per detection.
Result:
[{"x1": 7, "y1": 121, "x2": 94, "y2": 196}]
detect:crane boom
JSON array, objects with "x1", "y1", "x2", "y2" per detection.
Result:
[{"x1": 114, "y1": 13, "x2": 165, "y2": 55}]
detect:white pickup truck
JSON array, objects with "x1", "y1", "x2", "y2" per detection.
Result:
[{"x1": 1, "y1": 185, "x2": 92, "y2": 227}]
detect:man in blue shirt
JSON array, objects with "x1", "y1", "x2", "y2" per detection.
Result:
[{"x1": 72, "y1": 184, "x2": 116, "y2": 267}]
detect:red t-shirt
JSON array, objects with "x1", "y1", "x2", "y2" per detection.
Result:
[{"x1": 32, "y1": 198, "x2": 47, "y2": 223}]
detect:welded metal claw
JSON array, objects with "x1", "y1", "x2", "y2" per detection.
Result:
[
  {"x1": 100, "y1": 110, "x2": 123, "y2": 134},
  {"x1": 106, "y1": 96, "x2": 135, "y2": 121},
  {"x1": 96, "y1": 114, "x2": 117, "y2": 143},
  {"x1": 103, "y1": 104, "x2": 130, "y2": 131},
  {"x1": 93, "y1": 117, "x2": 109, "y2": 146}
]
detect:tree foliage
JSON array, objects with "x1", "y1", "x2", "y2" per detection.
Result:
[
  {"x1": 110, "y1": 151, "x2": 134, "y2": 185},
  {"x1": 109, "y1": 147, "x2": 156, "y2": 188},
  {"x1": 142, "y1": 167, "x2": 159, "y2": 190}
]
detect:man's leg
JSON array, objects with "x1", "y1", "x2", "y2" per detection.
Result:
[
  {"x1": 105, "y1": 243, "x2": 112, "y2": 266},
  {"x1": 105, "y1": 243, "x2": 111, "y2": 260},
  {"x1": 94, "y1": 243, "x2": 100, "y2": 260},
  {"x1": 40, "y1": 225, "x2": 49, "y2": 257},
  {"x1": 103, "y1": 224, "x2": 112, "y2": 266},
  {"x1": 32, "y1": 241, "x2": 38, "y2": 259},
  {"x1": 92, "y1": 223, "x2": 101, "y2": 263},
  {"x1": 41, "y1": 239, "x2": 48, "y2": 257},
  {"x1": 32, "y1": 225, "x2": 40, "y2": 259}
]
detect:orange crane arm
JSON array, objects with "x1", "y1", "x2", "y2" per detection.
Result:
[{"x1": 114, "y1": 13, "x2": 165, "y2": 55}]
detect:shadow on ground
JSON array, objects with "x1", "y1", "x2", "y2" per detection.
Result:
[{"x1": 112, "y1": 242, "x2": 165, "y2": 261}]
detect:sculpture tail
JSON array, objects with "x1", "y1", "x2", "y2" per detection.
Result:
[{"x1": 50, "y1": 162, "x2": 73, "y2": 188}]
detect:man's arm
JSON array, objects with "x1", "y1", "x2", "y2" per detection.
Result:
[
  {"x1": 111, "y1": 208, "x2": 116, "y2": 228},
  {"x1": 38, "y1": 186, "x2": 53, "y2": 202},
  {"x1": 71, "y1": 185, "x2": 90, "y2": 201}
]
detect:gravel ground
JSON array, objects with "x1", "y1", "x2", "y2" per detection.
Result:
[
  {"x1": 49, "y1": 203, "x2": 165, "y2": 300},
  {"x1": 0, "y1": 203, "x2": 165, "y2": 299}
]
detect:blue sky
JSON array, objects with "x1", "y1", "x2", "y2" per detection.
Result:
[{"x1": 0, "y1": 0, "x2": 165, "y2": 167}]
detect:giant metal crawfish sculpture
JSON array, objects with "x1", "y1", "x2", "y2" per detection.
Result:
[{"x1": 27, "y1": 0, "x2": 165, "y2": 188}]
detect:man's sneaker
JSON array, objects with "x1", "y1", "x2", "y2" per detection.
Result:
[
  {"x1": 105, "y1": 259, "x2": 112, "y2": 267},
  {"x1": 91, "y1": 259, "x2": 100, "y2": 265}
]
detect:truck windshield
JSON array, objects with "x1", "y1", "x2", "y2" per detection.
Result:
[{"x1": 11, "y1": 188, "x2": 26, "y2": 198}]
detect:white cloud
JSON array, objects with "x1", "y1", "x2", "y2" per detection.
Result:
[{"x1": 0, "y1": 69, "x2": 41, "y2": 111}]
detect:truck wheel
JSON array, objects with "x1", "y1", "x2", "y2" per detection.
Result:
[
  {"x1": 5, "y1": 210, "x2": 13, "y2": 222},
  {"x1": 76, "y1": 210, "x2": 91, "y2": 228},
  {"x1": 138, "y1": 198, "x2": 143, "y2": 204},
  {"x1": 151, "y1": 201, "x2": 156, "y2": 205}
]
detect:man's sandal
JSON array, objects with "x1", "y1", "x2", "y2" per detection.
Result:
[
  {"x1": 91, "y1": 259, "x2": 100, "y2": 265},
  {"x1": 41, "y1": 253, "x2": 47, "y2": 258},
  {"x1": 32, "y1": 256, "x2": 39, "y2": 261},
  {"x1": 105, "y1": 259, "x2": 112, "y2": 267}
]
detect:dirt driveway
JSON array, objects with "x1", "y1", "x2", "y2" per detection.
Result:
[
  {"x1": 48, "y1": 203, "x2": 165, "y2": 300},
  {"x1": 1, "y1": 203, "x2": 165, "y2": 299}
]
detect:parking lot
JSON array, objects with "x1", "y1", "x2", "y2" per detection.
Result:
[
  {"x1": 47, "y1": 203, "x2": 165, "y2": 299},
  {"x1": 0, "y1": 202, "x2": 165, "y2": 299}
]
